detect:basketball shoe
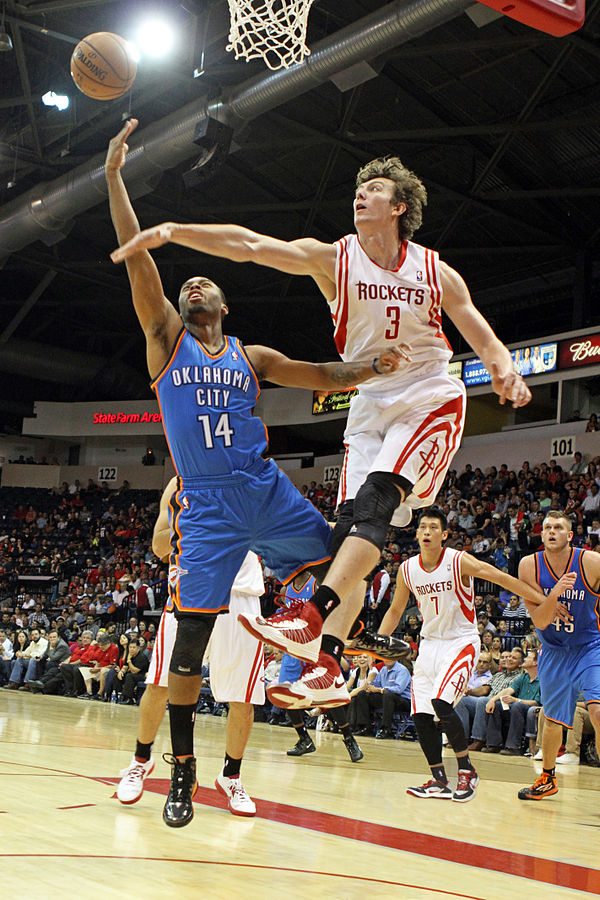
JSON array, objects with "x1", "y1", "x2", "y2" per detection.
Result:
[
  {"x1": 238, "y1": 600, "x2": 323, "y2": 663},
  {"x1": 452, "y1": 769, "x2": 479, "y2": 802},
  {"x1": 287, "y1": 733, "x2": 316, "y2": 756},
  {"x1": 345, "y1": 631, "x2": 410, "y2": 661},
  {"x1": 215, "y1": 771, "x2": 256, "y2": 817},
  {"x1": 343, "y1": 734, "x2": 364, "y2": 763},
  {"x1": 267, "y1": 652, "x2": 350, "y2": 709},
  {"x1": 116, "y1": 755, "x2": 155, "y2": 804},
  {"x1": 518, "y1": 771, "x2": 558, "y2": 801},
  {"x1": 406, "y1": 778, "x2": 452, "y2": 799},
  {"x1": 162, "y1": 754, "x2": 198, "y2": 827}
]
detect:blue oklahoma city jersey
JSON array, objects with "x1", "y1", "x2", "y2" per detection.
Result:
[
  {"x1": 151, "y1": 329, "x2": 267, "y2": 477},
  {"x1": 535, "y1": 547, "x2": 600, "y2": 648}
]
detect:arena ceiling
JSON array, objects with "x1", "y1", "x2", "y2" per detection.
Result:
[{"x1": 0, "y1": 0, "x2": 599, "y2": 446}]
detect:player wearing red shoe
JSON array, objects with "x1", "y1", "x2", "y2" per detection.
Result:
[
  {"x1": 112, "y1": 154, "x2": 531, "y2": 712},
  {"x1": 380, "y1": 507, "x2": 573, "y2": 802},
  {"x1": 517, "y1": 511, "x2": 600, "y2": 801}
]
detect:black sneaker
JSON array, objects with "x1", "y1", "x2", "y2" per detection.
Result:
[
  {"x1": 343, "y1": 734, "x2": 363, "y2": 763},
  {"x1": 345, "y1": 631, "x2": 410, "y2": 661},
  {"x1": 406, "y1": 778, "x2": 452, "y2": 799},
  {"x1": 162, "y1": 754, "x2": 198, "y2": 827},
  {"x1": 287, "y1": 734, "x2": 316, "y2": 756}
]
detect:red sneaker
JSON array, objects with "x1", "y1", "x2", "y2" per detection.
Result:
[
  {"x1": 238, "y1": 600, "x2": 323, "y2": 663},
  {"x1": 267, "y1": 652, "x2": 350, "y2": 709}
]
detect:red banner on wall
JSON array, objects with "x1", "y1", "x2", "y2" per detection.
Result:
[{"x1": 559, "y1": 333, "x2": 600, "y2": 369}]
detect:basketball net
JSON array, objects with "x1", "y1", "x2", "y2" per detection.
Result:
[{"x1": 226, "y1": 0, "x2": 316, "y2": 70}]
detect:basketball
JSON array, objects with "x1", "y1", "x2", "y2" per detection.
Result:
[{"x1": 70, "y1": 32, "x2": 137, "y2": 101}]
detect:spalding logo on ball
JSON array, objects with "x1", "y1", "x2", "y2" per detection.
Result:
[{"x1": 71, "y1": 32, "x2": 137, "y2": 100}]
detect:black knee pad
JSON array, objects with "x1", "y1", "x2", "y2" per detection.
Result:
[
  {"x1": 170, "y1": 614, "x2": 216, "y2": 677},
  {"x1": 330, "y1": 500, "x2": 354, "y2": 558},
  {"x1": 412, "y1": 712, "x2": 443, "y2": 765},
  {"x1": 351, "y1": 472, "x2": 411, "y2": 551}
]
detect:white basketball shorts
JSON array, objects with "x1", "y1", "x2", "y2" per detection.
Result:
[
  {"x1": 145, "y1": 591, "x2": 265, "y2": 704},
  {"x1": 411, "y1": 636, "x2": 479, "y2": 716},
  {"x1": 337, "y1": 368, "x2": 466, "y2": 517}
]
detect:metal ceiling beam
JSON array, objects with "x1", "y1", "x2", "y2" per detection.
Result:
[
  {"x1": 0, "y1": 268, "x2": 56, "y2": 343},
  {"x1": 435, "y1": 0, "x2": 600, "y2": 247},
  {"x1": 9, "y1": 20, "x2": 43, "y2": 162},
  {"x1": 18, "y1": 0, "x2": 121, "y2": 13},
  {"x1": 349, "y1": 112, "x2": 600, "y2": 142}
]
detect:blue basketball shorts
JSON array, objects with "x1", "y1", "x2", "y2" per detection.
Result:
[
  {"x1": 168, "y1": 457, "x2": 331, "y2": 614},
  {"x1": 538, "y1": 639, "x2": 600, "y2": 727}
]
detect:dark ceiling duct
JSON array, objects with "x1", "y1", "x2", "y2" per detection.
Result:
[{"x1": 0, "y1": 0, "x2": 469, "y2": 259}]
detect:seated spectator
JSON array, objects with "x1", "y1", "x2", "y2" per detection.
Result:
[
  {"x1": 116, "y1": 637, "x2": 149, "y2": 705},
  {"x1": 28, "y1": 603, "x2": 50, "y2": 631},
  {"x1": 78, "y1": 631, "x2": 119, "y2": 699},
  {"x1": 346, "y1": 653, "x2": 377, "y2": 731},
  {"x1": 5, "y1": 628, "x2": 48, "y2": 689},
  {"x1": 59, "y1": 630, "x2": 98, "y2": 697},
  {"x1": 586, "y1": 413, "x2": 598, "y2": 432},
  {"x1": 503, "y1": 594, "x2": 530, "y2": 619},
  {"x1": 27, "y1": 629, "x2": 70, "y2": 692},
  {"x1": 352, "y1": 658, "x2": 411, "y2": 739},
  {"x1": 455, "y1": 652, "x2": 493, "y2": 740},
  {"x1": 477, "y1": 612, "x2": 496, "y2": 636},
  {"x1": 467, "y1": 648, "x2": 524, "y2": 750},
  {"x1": 0, "y1": 627, "x2": 14, "y2": 684},
  {"x1": 483, "y1": 649, "x2": 541, "y2": 755},
  {"x1": 569, "y1": 451, "x2": 586, "y2": 476},
  {"x1": 125, "y1": 616, "x2": 139, "y2": 638},
  {"x1": 102, "y1": 633, "x2": 130, "y2": 701},
  {"x1": 490, "y1": 537, "x2": 510, "y2": 572},
  {"x1": 490, "y1": 635, "x2": 503, "y2": 671}
]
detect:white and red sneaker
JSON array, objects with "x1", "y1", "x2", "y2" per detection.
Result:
[
  {"x1": 267, "y1": 652, "x2": 350, "y2": 710},
  {"x1": 116, "y1": 755, "x2": 155, "y2": 804},
  {"x1": 215, "y1": 771, "x2": 256, "y2": 817},
  {"x1": 238, "y1": 600, "x2": 323, "y2": 663}
]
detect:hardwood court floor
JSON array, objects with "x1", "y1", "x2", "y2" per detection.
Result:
[{"x1": 1, "y1": 693, "x2": 599, "y2": 899}]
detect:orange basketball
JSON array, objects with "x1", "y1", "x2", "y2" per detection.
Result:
[{"x1": 70, "y1": 32, "x2": 137, "y2": 101}]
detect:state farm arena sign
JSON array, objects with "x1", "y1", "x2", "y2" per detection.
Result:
[
  {"x1": 559, "y1": 333, "x2": 600, "y2": 369},
  {"x1": 92, "y1": 411, "x2": 162, "y2": 424}
]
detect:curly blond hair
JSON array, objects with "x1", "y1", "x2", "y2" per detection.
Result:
[{"x1": 356, "y1": 156, "x2": 427, "y2": 240}]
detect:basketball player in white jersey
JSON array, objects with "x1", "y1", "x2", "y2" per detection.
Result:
[
  {"x1": 117, "y1": 478, "x2": 264, "y2": 817},
  {"x1": 111, "y1": 155, "x2": 531, "y2": 712},
  {"x1": 379, "y1": 507, "x2": 574, "y2": 801}
]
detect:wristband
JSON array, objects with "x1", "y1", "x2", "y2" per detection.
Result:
[{"x1": 372, "y1": 358, "x2": 382, "y2": 375}]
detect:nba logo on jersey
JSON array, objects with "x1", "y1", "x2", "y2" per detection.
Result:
[
  {"x1": 169, "y1": 564, "x2": 189, "y2": 588},
  {"x1": 231, "y1": 350, "x2": 239, "y2": 360},
  {"x1": 182, "y1": 495, "x2": 189, "y2": 510},
  {"x1": 416, "y1": 269, "x2": 423, "y2": 282}
]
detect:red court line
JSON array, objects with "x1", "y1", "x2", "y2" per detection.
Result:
[
  {"x1": 0, "y1": 854, "x2": 485, "y2": 897},
  {"x1": 57, "y1": 803, "x2": 96, "y2": 810},
  {"x1": 105, "y1": 777, "x2": 600, "y2": 896}
]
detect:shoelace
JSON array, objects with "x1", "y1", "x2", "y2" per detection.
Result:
[
  {"x1": 230, "y1": 779, "x2": 251, "y2": 803},
  {"x1": 119, "y1": 761, "x2": 147, "y2": 781},
  {"x1": 270, "y1": 598, "x2": 304, "y2": 620},
  {"x1": 163, "y1": 753, "x2": 194, "y2": 799}
]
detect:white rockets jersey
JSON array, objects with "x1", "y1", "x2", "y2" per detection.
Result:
[
  {"x1": 232, "y1": 551, "x2": 264, "y2": 596},
  {"x1": 401, "y1": 547, "x2": 477, "y2": 642},
  {"x1": 330, "y1": 234, "x2": 453, "y2": 395}
]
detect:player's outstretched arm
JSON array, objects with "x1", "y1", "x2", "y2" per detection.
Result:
[
  {"x1": 111, "y1": 221, "x2": 337, "y2": 283},
  {"x1": 581, "y1": 549, "x2": 600, "y2": 593},
  {"x1": 460, "y1": 553, "x2": 575, "y2": 621},
  {"x1": 105, "y1": 120, "x2": 180, "y2": 365},
  {"x1": 245, "y1": 344, "x2": 411, "y2": 390},
  {"x1": 378, "y1": 573, "x2": 411, "y2": 636},
  {"x1": 440, "y1": 262, "x2": 531, "y2": 409},
  {"x1": 516, "y1": 555, "x2": 577, "y2": 629}
]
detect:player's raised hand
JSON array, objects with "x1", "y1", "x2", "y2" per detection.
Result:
[
  {"x1": 105, "y1": 118, "x2": 138, "y2": 175},
  {"x1": 373, "y1": 343, "x2": 412, "y2": 374},
  {"x1": 111, "y1": 223, "x2": 174, "y2": 263},
  {"x1": 549, "y1": 571, "x2": 576, "y2": 623},
  {"x1": 489, "y1": 361, "x2": 531, "y2": 409}
]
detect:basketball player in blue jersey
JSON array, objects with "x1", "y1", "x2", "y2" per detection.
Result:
[
  {"x1": 517, "y1": 510, "x2": 600, "y2": 800},
  {"x1": 112, "y1": 150, "x2": 531, "y2": 717},
  {"x1": 277, "y1": 572, "x2": 363, "y2": 762},
  {"x1": 105, "y1": 119, "x2": 405, "y2": 828}
]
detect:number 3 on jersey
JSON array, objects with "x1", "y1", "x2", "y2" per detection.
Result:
[{"x1": 197, "y1": 413, "x2": 234, "y2": 449}]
